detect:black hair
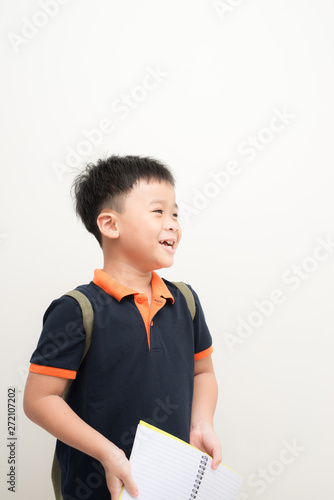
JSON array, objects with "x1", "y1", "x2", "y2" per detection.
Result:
[{"x1": 72, "y1": 154, "x2": 175, "y2": 246}]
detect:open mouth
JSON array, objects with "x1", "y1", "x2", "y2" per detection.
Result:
[{"x1": 159, "y1": 240, "x2": 175, "y2": 249}]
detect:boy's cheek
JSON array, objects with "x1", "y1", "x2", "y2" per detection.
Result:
[{"x1": 177, "y1": 227, "x2": 182, "y2": 243}]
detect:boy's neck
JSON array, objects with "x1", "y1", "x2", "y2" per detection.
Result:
[{"x1": 102, "y1": 261, "x2": 153, "y2": 296}]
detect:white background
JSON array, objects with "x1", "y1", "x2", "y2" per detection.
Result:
[{"x1": 1, "y1": 1, "x2": 333, "y2": 499}]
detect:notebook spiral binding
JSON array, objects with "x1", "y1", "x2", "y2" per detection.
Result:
[{"x1": 189, "y1": 455, "x2": 209, "y2": 499}]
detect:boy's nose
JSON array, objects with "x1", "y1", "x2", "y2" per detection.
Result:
[{"x1": 165, "y1": 222, "x2": 179, "y2": 231}]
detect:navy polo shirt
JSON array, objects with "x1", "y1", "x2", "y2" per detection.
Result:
[{"x1": 29, "y1": 270, "x2": 213, "y2": 500}]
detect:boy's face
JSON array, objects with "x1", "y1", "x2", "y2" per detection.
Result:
[{"x1": 115, "y1": 180, "x2": 182, "y2": 272}]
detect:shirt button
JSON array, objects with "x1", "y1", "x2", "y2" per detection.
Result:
[{"x1": 137, "y1": 298, "x2": 143, "y2": 303}]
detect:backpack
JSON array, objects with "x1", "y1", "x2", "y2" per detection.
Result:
[{"x1": 51, "y1": 281, "x2": 196, "y2": 500}]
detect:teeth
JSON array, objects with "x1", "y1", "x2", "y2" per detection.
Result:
[{"x1": 159, "y1": 240, "x2": 174, "y2": 246}]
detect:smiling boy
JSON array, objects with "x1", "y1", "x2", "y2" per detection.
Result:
[{"x1": 24, "y1": 155, "x2": 221, "y2": 500}]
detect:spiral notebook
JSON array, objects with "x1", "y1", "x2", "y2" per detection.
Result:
[{"x1": 119, "y1": 421, "x2": 242, "y2": 500}]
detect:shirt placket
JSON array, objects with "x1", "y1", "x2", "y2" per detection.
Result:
[{"x1": 134, "y1": 294, "x2": 166, "y2": 350}]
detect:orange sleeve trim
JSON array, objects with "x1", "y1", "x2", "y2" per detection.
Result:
[
  {"x1": 194, "y1": 345, "x2": 213, "y2": 361},
  {"x1": 29, "y1": 363, "x2": 77, "y2": 380}
]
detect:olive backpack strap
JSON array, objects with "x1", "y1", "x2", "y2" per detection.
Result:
[
  {"x1": 172, "y1": 281, "x2": 196, "y2": 321},
  {"x1": 51, "y1": 290, "x2": 94, "y2": 500},
  {"x1": 51, "y1": 284, "x2": 194, "y2": 498}
]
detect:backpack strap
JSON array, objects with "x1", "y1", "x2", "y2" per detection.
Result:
[
  {"x1": 62, "y1": 290, "x2": 94, "y2": 396},
  {"x1": 51, "y1": 284, "x2": 194, "y2": 499},
  {"x1": 172, "y1": 281, "x2": 196, "y2": 321},
  {"x1": 51, "y1": 290, "x2": 94, "y2": 500}
]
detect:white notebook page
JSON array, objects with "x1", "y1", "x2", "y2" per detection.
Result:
[
  {"x1": 120, "y1": 422, "x2": 242, "y2": 500},
  {"x1": 196, "y1": 456, "x2": 243, "y2": 500}
]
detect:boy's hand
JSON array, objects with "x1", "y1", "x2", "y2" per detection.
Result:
[
  {"x1": 190, "y1": 423, "x2": 222, "y2": 470},
  {"x1": 101, "y1": 445, "x2": 138, "y2": 499},
  {"x1": 24, "y1": 373, "x2": 138, "y2": 499}
]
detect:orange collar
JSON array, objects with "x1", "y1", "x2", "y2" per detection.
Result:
[{"x1": 93, "y1": 269, "x2": 175, "y2": 303}]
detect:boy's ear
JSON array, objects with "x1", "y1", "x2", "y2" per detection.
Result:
[{"x1": 96, "y1": 211, "x2": 120, "y2": 240}]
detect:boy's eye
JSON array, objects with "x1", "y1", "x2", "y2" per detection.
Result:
[{"x1": 153, "y1": 209, "x2": 178, "y2": 217}]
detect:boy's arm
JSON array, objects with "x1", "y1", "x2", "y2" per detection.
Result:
[
  {"x1": 190, "y1": 355, "x2": 222, "y2": 469},
  {"x1": 24, "y1": 372, "x2": 138, "y2": 499}
]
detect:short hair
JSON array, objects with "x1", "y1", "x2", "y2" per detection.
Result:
[{"x1": 72, "y1": 154, "x2": 175, "y2": 246}]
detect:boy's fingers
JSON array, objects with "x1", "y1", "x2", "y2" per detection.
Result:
[
  {"x1": 122, "y1": 472, "x2": 139, "y2": 497},
  {"x1": 211, "y1": 447, "x2": 222, "y2": 470},
  {"x1": 109, "y1": 487, "x2": 121, "y2": 500},
  {"x1": 108, "y1": 474, "x2": 138, "y2": 499},
  {"x1": 108, "y1": 477, "x2": 122, "y2": 500},
  {"x1": 212, "y1": 459, "x2": 219, "y2": 470}
]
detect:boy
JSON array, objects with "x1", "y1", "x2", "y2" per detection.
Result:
[{"x1": 24, "y1": 155, "x2": 222, "y2": 499}]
